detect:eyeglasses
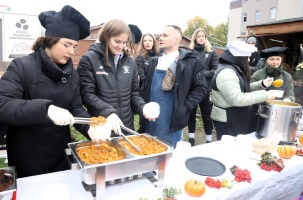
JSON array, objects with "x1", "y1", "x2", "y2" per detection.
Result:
[{"x1": 59, "y1": 41, "x2": 80, "y2": 54}]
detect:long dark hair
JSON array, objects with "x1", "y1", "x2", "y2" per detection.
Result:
[
  {"x1": 234, "y1": 56, "x2": 251, "y2": 79},
  {"x1": 32, "y1": 36, "x2": 60, "y2": 51}
]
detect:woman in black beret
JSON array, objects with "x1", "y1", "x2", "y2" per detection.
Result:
[
  {"x1": 0, "y1": 5, "x2": 111, "y2": 178},
  {"x1": 249, "y1": 46, "x2": 295, "y2": 132},
  {"x1": 251, "y1": 47, "x2": 294, "y2": 102}
]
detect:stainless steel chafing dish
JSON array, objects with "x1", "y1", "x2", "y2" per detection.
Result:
[
  {"x1": 67, "y1": 133, "x2": 174, "y2": 200},
  {"x1": 0, "y1": 166, "x2": 16, "y2": 199}
]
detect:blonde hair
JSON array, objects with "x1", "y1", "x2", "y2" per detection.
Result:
[
  {"x1": 98, "y1": 19, "x2": 137, "y2": 66},
  {"x1": 189, "y1": 28, "x2": 212, "y2": 52},
  {"x1": 137, "y1": 33, "x2": 160, "y2": 59}
]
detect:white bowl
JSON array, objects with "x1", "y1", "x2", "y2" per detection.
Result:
[{"x1": 270, "y1": 90, "x2": 284, "y2": 98}]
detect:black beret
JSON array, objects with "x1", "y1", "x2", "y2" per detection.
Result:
[
  {"x1": 128, "y1": 24, "x2": 142, "y2": 44},
  {"x1": 39, "y1": 5, "x2": 90, "y2": 41},
  {"x1": 260, "y1": 47, "x2": 288, "y2": 58}
]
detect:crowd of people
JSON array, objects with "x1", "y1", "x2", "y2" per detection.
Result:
[{"x1": 0, "y1": 4, "x2": 295, "y2": 178}]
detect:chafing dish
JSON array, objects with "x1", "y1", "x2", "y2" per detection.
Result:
[
  {"x1": 68, "y1": 134, "x2": 173, "y2": 200},
  {"x1": 0, "y1": 166, "x2": 16, "y2": 199}
]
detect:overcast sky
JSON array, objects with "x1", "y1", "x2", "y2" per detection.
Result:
[{"x1": 1, "y1": 0, "x2": 230, "y2": 34}]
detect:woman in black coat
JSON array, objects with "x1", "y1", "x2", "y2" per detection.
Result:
[
  {"x1": 187, "y1": 28, "x2": 219, "y2": 145},
  {"x1": 0, "y1": 5, "x2": 110, "y2": 178},
  {"x1": 135, "y1": 33, "x2": 160, "y2": 132}
]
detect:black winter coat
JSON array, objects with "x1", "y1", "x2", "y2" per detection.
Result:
[
  {"x1": 135, "y1": 51, "x2": 157, "y2": 95},
  {"x1": 141, "y1": 48, "x2": 208, "y2": 132},
  {"x1": 77, "y1": 43, "x2": 146, "y2": 130},
  {"x1": 0, "y1": 48, "x2": 90, "y2": 178},
  {"x1": 195, "y1": 49, "x2": 219, "y2": 91}
]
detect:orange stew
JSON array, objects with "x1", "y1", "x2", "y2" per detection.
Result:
[
  {"x1": 76, "y1": 143, "x2": 125, "y2": 164},
  {"x1": 119, "y1": 135, "x2": 167, "y2": 155},
  {"x1": 90, "y1": 116, "x2": 106, "y2": 127}
]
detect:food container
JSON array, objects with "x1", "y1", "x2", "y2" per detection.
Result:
[
  {"x1": 65, "y1": 149, "x2": 80, "y2": 170},
  {"x1": 0, "y1": 167, "x2": 16, "y2": 200},
  {"x1": 116, "y1": 134, "x2": 168, "y2": 156},
  {"x1": 68, "y1": 134, "x2": 173, "y2": 200},
  {"x1": 256, "y1": 100, "x2": 302, "y2": 142}
]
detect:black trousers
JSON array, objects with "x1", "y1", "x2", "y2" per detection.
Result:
[
  {"x1": 188, "y1": 92, "x2": 213, "y2": 135},
  {"x1": 212, "y1": 120, "x2": 235, "y2": 141}
]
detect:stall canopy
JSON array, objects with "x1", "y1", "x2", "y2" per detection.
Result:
[{"x1": 244, "y1": 17, "x2": 303, "y2": 71}]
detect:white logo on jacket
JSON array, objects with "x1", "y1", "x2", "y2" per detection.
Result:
[
  {"x1": 122, "y1": 66, "x2": 130, "y2": 73},
  {"x1": 96, "y1": 65, "x2": 108, "y2": 75}
]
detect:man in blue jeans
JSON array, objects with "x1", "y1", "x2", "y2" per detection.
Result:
[{"x1": 139, "y1": 25, "x2": 208, "y2": 148}]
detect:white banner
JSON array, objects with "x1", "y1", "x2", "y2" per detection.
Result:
[{"x1": 2, "y1": 12, "x2": 41, "y2": 62}]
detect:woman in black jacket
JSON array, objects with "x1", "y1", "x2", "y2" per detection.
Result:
[
  {"x1": 135, "y1": 33, "x2": 160, "y2": 132},
  {"x1": 0, "y1": 6, "x2": 109, "y2": 178},
  {"x1": 77, "y1": 19, "x2": 159, "y2": 136},
  {"x1": 136, "y1": 33, "x2": 160, "y2": 95},
  {"x1": 187, "y1": 28, "x2": 219, "y2": 145}
]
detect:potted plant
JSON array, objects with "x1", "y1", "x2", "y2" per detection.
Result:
[
  {"x1": 162, "y1": 186, "x2": 182, "y2": 200},
  {"x1": 293, "y1": 62, "x2": 303, "y2": 105}
]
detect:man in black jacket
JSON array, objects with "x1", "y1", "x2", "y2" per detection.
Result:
[
  {"x1": 246, "y1": 36, "x2": 265, "y2": 74},
  {"x1": 140, "y1": 25, "x2": 208, "y2": 147}
]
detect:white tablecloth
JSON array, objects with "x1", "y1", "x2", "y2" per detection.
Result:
[
  {"x1": 17, "y1": 170, "x2": 94, "y2": 200},
  {"x1": 16, "y1": 133, "x2": 303, "y2": 200}
]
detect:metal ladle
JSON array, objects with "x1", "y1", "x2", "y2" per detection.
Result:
[{"x1": 272, "y1": 79, "x2": 283, "y2": 87}]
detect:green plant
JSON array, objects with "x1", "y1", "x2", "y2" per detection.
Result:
[
  {"x1": 0, "y1": 158, "x2": 8, "y2": 168},
  {"x1": 162, "y1": 186, "x2": 182, "y2": 199},
  {"x1": 70, "y1": 126, "x2": 88, "y2": 142},
  {"x1": 292, "y1": 62, "x2": 303, "y2": 83}
]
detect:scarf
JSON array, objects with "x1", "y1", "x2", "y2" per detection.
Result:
[
  {"x1": 265, "y1": 62, "x2": 282, "y2": 77},
  {"x1": 39, "y1": 47, "x2": 73, "y2": 81},
  {"x1": 194, "y1": 44, "x2": 205, "y2": 52}
]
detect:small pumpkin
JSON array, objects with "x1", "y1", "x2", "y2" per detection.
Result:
[
  {"x1": 277, "y1": 145, "x2": 296, "y2": 159},
  {"x1": 299, "y1": 135, "x2": 303, "y2": 145},
  {"x1": 184, "y1": 179, "x2": 205, "y2": 197}
]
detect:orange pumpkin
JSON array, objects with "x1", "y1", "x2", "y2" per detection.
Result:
[
  {"x1": 184, "y1": 179, "x2": 205, "y2": 197},
  {"x1": 299, "y1": 135, "x2": 303, "y2": 145},
  {"x1": 277, "y1": 145, "x2": 296, "y2": 159}
]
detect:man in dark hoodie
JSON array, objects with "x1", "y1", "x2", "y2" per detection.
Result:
[{"x1": 246, "y1": 36, "x2": 265, "y2": 74}]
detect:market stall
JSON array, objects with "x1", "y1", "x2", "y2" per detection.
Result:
[{"x1": 15, "y1": 133, "x2": 303, "y2": 200}]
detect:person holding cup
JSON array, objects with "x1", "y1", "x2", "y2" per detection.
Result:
[
  {"x1": 248, "y1": 47, "x2": 295, "y2": 132},
  {"x1": 211, "y1": 41, "x2": 282, "y2": 140},
  {"x1": 251, "y1": 47, "x2": 294, "y2": 102}
]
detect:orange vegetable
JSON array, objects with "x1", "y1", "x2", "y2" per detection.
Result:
[
  {"x1": 277, "y1": 145, "x2": 296, "y2": 159},
  {"x1": 184, "y1": 179, "x2": 205, "y2": 197},
  {"x1": 299, "y1": 135, "x2": 303, "y2": 145}
]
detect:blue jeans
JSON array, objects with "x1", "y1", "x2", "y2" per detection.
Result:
[{"x1": 146, "y1": 70, "x2": 182, "y2": 148}]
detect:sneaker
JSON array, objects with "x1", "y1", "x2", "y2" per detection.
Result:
[
  {"x1": 206, "y1": 140, "x2": 211, "y2": 143},
  {"x1": 188, "y1": 138, "x2": 195, "y2": 146}
]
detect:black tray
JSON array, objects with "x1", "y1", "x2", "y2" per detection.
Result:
[{"x1": 185, "y1": 157, "x2": 226, "y2": 176}]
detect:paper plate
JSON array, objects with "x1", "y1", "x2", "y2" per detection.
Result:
[{"x1": 185, "y1": 157, "x2": 226, "y2": 176}]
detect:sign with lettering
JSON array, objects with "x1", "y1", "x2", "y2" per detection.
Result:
[{"x1": 2, "y1": 12, "x2": 41, "y2": 62}]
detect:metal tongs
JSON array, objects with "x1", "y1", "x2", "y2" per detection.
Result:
[
  {"x1": 120, "y1": 126, "x2": 141, "y2": 136},
  {"x1": 120, "y1": 131, "x2": 141, "y2": 152},
  {"x1": 74, "y1": 117, "x2": 92, "y2": 124},
  {"x1": 74, "y1": 117, "x2": 141, "y2": 152}
]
